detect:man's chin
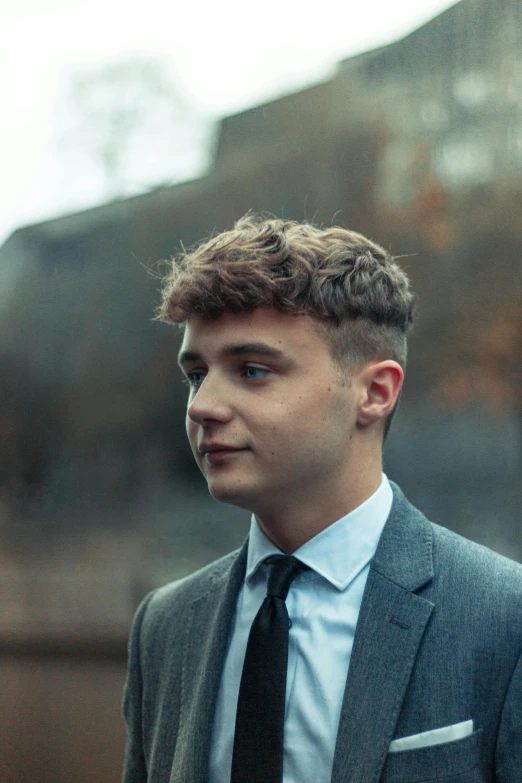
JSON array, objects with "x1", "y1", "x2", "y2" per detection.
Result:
[{"x1": 207, "y1": 482, "x2": 257, "y2": 511}]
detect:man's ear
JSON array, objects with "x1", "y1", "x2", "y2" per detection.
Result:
[{"x1": 356, "y1": 361, "x2": 404, "y2": 428}]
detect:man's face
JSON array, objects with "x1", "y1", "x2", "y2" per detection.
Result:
[{"x1": 178, "y1": 307, "x2": 362, "y2": 515}]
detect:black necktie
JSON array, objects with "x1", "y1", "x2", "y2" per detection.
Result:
[{"x1": 231, "y1": 554, "x2": 309, "y2": 783}]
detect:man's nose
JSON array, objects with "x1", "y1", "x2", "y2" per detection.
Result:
[{"x1": 187, "y1": 372, "x2": 233, "y2": 425}]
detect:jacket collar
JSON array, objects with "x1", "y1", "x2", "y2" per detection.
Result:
[{"x1": 371, "y1": 480, "x2": 434, "y2": 592}]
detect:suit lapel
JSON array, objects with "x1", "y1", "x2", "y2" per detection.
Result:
[
  {"x1": 331, "y1": 483, "x2": 435, "y2": 783},
  {"x1": 169, "y1": 539, "x2": 248, "y2": 783}
]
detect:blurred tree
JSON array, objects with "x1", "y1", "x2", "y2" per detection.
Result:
[
  {"x1": 57, "y1": 57, "x2": 208, "y2": 198},
  {"x1": 436, "y1": 295, "x2": 521, "y2": 427},
  {"x1": 431, "y1": 189, "x2": 522, "y2": 464}
]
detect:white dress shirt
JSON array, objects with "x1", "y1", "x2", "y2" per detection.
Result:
[{"x1": 208, "y1": 473, "x2": 393, "y2": 783}]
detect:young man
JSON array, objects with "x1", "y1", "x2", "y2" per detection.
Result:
[{"x1": 122, "y1": 214, "x2": 522, "y2": 782}]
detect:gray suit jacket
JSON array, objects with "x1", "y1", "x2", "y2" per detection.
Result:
[{"x1": 122, "y1": 482, "x2": 522, "y2": 782}]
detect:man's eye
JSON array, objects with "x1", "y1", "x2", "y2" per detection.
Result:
[
  {"x1": 185, "y1": 371, "x2": 205, "y2": 388},
  {"x1": 243, "y1": 366, "x2": 269, "y2": 380},
  {"x1": 183, "y1": 366, "x2": 269, "y2": 389}
]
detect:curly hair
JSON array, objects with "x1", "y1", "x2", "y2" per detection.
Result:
[
  {"x1": 156, "y1": 210, "x2": 414, "y2": 438},
  {"x1": 156, "y1": 211, "x2": 415, "y2": 437}
]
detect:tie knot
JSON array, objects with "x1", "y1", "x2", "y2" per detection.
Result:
[{"x1": 264, "y1": 555, "x2": 309, "y2": 600}]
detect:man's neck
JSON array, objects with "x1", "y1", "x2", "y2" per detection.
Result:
[{"x1": 254, "y1": 465, "x2": 382, "y2": 554}]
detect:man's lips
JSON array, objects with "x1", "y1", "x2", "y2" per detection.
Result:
[
  {"x1": 198, "y1": 443, "x2": 247, "y2": 454},
  {"x1": 202, "y1": 447, "x2": 248, "y2": 463},
  {"x1": 198, "y1": 443, "x2": 241, "y2": 454}
]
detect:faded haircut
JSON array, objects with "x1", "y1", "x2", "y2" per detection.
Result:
[{"x1": 156, "y1": 211, "x2": 415, "y2": 439}]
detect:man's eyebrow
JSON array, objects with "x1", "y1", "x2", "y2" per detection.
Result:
[{"x1": 177, "y1": 342, "x2": 288, "y2": 368}]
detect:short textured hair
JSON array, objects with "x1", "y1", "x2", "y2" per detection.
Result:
[{"x1": 157, "y1": 211, "x2": 415, "y2": 438}]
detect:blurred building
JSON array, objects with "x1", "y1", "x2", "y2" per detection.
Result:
[{"x1": 0, "y1": 0, "x2": 520, "y2": 780}]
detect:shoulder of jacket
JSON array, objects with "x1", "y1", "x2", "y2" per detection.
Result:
[
  {"x1": 429, "y1": 520, "x2": 522, "y2": 597},
  {"x1": 141, "y1": 547, "x2": 241, "y2": 625}
]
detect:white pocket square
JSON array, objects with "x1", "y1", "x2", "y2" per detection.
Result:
[{"x1": 389, "y1": 719, "x2": 474, "y2": 753}]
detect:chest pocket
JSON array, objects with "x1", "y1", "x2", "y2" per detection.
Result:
[{"x1": 381, "y1": 729, "x2": 484, "y2": 782}]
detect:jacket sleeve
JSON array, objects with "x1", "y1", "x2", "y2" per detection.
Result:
[
  {"x1": 495, "y1": 647, "x2": 522, "y2": 781},
  {"x1": 122, "y1": 590, "x2": 156, "y2": 783}
]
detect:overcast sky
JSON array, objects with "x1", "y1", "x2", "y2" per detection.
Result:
[{"x1": 0, "y1": 0, "x2": 458, "y2": 246}]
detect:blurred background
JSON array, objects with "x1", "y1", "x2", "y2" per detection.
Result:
[{"x1": 0, "y1": 0, "x2": 521, "y2": 780}]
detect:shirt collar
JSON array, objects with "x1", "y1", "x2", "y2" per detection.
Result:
[{"x1": 246, "y1": 473, "x2": 393, "y2": 592}]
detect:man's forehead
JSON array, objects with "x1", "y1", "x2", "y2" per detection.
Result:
[
  {"x1": 182, "y1": 307, "x2": 316, "y2": 336},
  {"x1": 178, "y1": 309, "x2": 323, "y2": 365}
]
